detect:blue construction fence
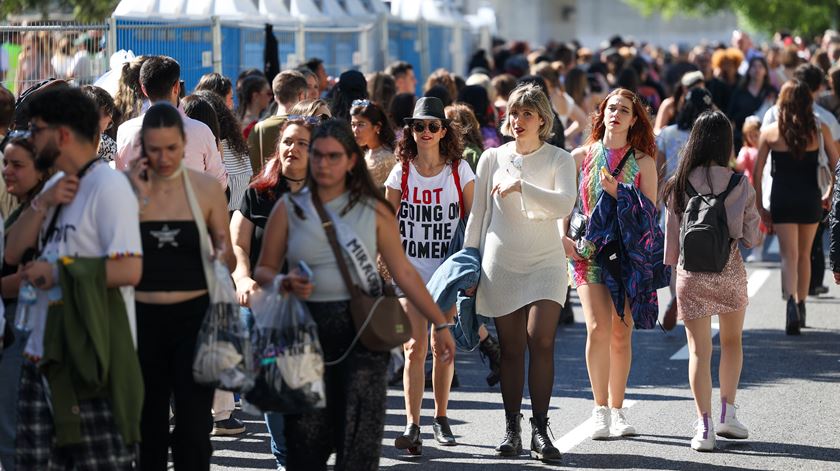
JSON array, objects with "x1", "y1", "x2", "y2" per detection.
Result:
[{"x1": 112, "y1": 17, "x2": 478, "y2": 94}]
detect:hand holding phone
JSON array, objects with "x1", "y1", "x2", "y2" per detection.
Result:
[{"x1": 297, "y1": 260, "x2": 314, "y2": 281}]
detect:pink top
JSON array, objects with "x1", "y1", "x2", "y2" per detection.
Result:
[
  {"x1": 736, "y1": 146, "x2": 758, "y2": 183},
  {"x1": 115, "y1": 108, "x2": 228, "y2": 188},
  {"x1": 664, "y1": 165, "x2": 761, "y2": 266}
]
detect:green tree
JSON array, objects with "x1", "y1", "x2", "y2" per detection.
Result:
[
  {"x1": 1, "y1": 0, "x2": 119, "y2": 23},
  {"x1": 625, "y1": 0, "x2": 840, "y2": 39}
]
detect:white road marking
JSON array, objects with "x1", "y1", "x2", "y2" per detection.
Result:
[
  {"x1": 669, "y1": 269, "x2": 770, "y2": 361},
  {"x1": 554, "y1": 400, "x2": 637, "y2": 453},
  {"x1": 669, "y1": 323, "x2": 719, "y2": 360},
  {"x1": 747, "y1": 269, "x2": 772, "y2": 298}
]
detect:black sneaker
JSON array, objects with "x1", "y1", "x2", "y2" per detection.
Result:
[{"x1": 212, "y1": 417, "x2": 246, "y2": 436}]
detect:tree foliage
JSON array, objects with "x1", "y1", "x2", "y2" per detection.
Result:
[
  {"x1": 625, "y1": 0, "x2": 840, "y2": 39},
  {"x1": 1, "y1": 0, "x2": 119, "y2": 23}
]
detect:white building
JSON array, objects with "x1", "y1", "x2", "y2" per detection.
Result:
[{"x1": 462, "y1": 0, "x2": 740, "y2": 48}]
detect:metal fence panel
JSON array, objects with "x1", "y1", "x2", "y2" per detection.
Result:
[
  {"x1": 115, "y1": 19, "x2": 214, "y2": 92},
  {"x1": 427, "y1": 23, "x2": 453, "y2": 74},
  {"x1": 0, "y1": 22, "x2": 108, "y2": 97},
  {"x1": 2, "y1": 18, "x2": 482, "y2": 99}
]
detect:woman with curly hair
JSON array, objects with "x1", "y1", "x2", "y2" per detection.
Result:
[
  {"x1": 350, "y1": 99, "x2": 397, "y2": 188},
  {"x1": 753, "y1": 80, "x2": 839, "y2": 334},
  {"x1": 564, "y1": 88, "x2": 658, "y2": 440},
  {"x1": 445, "y1": 103, "x2": 484, "y2": 171},
  {"x1": 385, "y1": 97, "x2": 475, "y2": 455}
]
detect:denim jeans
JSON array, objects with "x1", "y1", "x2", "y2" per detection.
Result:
[
  {"x1": 241, "y1": 306, "x2": 286, "y2": 468},
  {"x1": 0, "y1": 306, "x2": 27, "y2": 471}
]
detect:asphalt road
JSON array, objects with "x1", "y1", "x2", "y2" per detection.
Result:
[{"x1": 210, "y1": 259, "x2": 840, "y2": 471}]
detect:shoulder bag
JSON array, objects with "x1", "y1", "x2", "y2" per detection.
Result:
[
  {"x1": 310, "y1": 191, "x2": 411, "y2": 355},
  {"x1": 568, "y1": 147, "x2": 634, "y2": 241}
]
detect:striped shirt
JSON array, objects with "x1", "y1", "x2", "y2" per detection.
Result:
[{"x1": 222, "y1": 139, "x2": 253, "y2": 211}]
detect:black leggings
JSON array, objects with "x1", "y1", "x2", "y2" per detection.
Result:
[
  {"x1": 136, "y1": 295, "x2": 215, "y2": 471},
  {"x1": 284, "y1": 301, "x2": 389, "y2": 471},
  {"x1": 493, "y1": 300, "x2": 561, "y2": 416}
]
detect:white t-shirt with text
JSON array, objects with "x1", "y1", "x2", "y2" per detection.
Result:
[{"x1": 385, "y1": 159, "x2": 475, "y2": 283}]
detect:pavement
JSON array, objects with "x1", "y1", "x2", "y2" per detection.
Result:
[{"x1": 210, "y1": 257, "x2": 840, "y2": 470}]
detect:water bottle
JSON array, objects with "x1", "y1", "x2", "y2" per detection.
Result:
[{"x1": 15, "y1": 281, "x2": 37, "y2": 331}]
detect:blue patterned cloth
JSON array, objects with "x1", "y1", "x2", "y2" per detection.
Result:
[{"x1": 585, "y1": 183, "x2": 671, "y2": 329}]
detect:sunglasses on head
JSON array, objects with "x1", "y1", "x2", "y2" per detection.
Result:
[
  {"x1": 411, "y1": 121, "x2": 441, "y2": 134},
  {"x1": 351, "y1": 99, "x2": 371, "y2": 108},
  {"x1": 0, "y1": 129, "x2": 32, "y2": 152},
  {"x1": 286, "y1": 114, "x2": 323, "y2": 126}
]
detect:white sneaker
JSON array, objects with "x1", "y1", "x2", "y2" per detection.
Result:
[
  {"x1": 691, "y1": 414, "x2": 716, "y2": 451},
  {"x1": 590, "y1": 406, "x2": 611, "y2": 439},
  {"x1": 717, "y1": 402, "x2": 749, "y2": 439},
  {"x1": 610, "y1": 407, "x2": 637, "y2": 436}
]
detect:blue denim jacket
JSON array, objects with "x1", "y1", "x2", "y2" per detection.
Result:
[
  {"x1": 586, "y1": 183, "x2": 671, "y2": 329},
  {"x1": 426, "y1": 247, "x2": 485, "y2": 351}
]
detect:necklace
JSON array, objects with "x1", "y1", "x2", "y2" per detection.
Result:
[{"x1": 284, "y1": 175, "x2": 306, "y2": 183}]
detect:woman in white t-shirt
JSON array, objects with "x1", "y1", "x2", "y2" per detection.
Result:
[{"x1": 385, "y1": 97, "x2": 475, "y2": 454}]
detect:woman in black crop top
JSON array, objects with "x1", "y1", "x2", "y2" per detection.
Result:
[
  {"x1": 127, "y1": 104, "x2": 234, "y2": 471},
  {"x1": 754, "y1": 80, "x2": 839, "y2": 335}
]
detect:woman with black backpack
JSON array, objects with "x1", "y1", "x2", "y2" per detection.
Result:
[{"x1": 662, "y1": 110, "x2": 761, "y2": 452}]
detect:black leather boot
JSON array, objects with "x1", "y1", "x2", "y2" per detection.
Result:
[
  {"x1": 495, "y1": 413, "x2": 522, "y2": 456},
  {"x1": 479, "y1": 334, "x2": 502, "y2": 386},
  {"x1": 394, "y1": 423, "x2": 422, "y2": 455},
  {"x1": 786, "y1": 296, "x2": 801, "y2": 335},
  {"x1": 530, "y1": 414, "x2": 561, "y2": 461},
  {"x1": 432, "y1": 416, "x2": 457, "y2": 446},
  {"x1": 797, "y1": 300, "x2": 807, "y2": 328}
]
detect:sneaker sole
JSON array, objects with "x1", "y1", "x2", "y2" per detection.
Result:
[
  {"x1": 611, "y1": 428, "x2": 638, "y2": 437},
  {"x1": 716, "y1": 430, "x2": 748, "y2": 439},
  {"x1": 590, "y1": 430, "x2": 610, "y2": 440},
  {"x1": 691, "y1": 445, "x2": 715, "y2": 452},
  {"x1": 211, "y1": 427, "x2": 246, "y2": 436}
]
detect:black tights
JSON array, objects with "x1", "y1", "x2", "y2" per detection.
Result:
[{"x1": 493, "y1": 300, "x2": 561, "y2": 415}]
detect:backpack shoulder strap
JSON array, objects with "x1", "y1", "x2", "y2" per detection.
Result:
[
  {"x1": 685, "y1": 180, "x2": 699, "y2": 198},
  {"x1": 451, "y1": 160, "x2": 464, "y2": 219},
  {"x1": 718, "y1": 174, "x2": 743, "y2": 199},
  {"x1": 400, "y1": 159, "x2": 410, "y2": 200}
]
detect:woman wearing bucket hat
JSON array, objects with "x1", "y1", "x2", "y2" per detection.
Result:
[
  {"x1": 385, "y1": 96, "x2": 475, "y2": 454},
  {"x1": 463, "y1": 83, "x2": 576, "y2": 461}
]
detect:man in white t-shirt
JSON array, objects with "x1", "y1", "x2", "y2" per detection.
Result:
[{"x1": 5, "y1": 88, "x2": 143, "y2": 468}]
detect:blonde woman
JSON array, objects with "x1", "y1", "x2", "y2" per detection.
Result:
[{"x1": 464, "y1": 83, "x2": 576, "y2": 461}]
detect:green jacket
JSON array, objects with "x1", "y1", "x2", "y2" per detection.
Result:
[{"x1": 41, "y1": 257, "x2": 144, "y2": 447}]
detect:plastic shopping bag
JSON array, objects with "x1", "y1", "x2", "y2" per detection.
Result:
[
  {"x1": 192, "y1": 260, "x2": 252, "y2": 391},
  {"x1": 243, "y1": 277, "x2": 326, "y2": 415}
]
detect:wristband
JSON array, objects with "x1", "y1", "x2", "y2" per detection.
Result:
[
  {"x1": 434, "y1": 322, "x2": 453, "y2": 332},
  {"x1": 30, "y1": 195, "x2": 46, "y2": 213}
]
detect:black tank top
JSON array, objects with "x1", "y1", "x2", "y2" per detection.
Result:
[{"x1": 137, "y1": 221, "x2": 207, "y2": 291}]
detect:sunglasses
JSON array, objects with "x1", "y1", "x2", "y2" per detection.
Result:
[
  {"x1": 411, "y1": 121, "x2": 442, "y2": 134},
  {"x1": 351, "y1": 99, "x2": 371, "y2": 108},
  {"x1": 286, "y1": 114, "x2": 324, "y2": 126},
  {"x1": 0, "y1": 129, "x2": 32, "y2": 152}
]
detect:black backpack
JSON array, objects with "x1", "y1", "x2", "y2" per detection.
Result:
[{"x1": 679, "y1": 174, "x2": 742, "y2": 272}]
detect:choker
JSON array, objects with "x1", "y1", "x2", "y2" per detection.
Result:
[
  {"x1": 284, "y1": 175, "x2": 306, "y2": 183},
  {"x1": 151, "y1": 164, "x2": 185, "y2": 181}
]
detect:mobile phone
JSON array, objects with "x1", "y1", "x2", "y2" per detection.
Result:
[{"x1": 297, "y1": 261, "x2": 314, "y2": 281}]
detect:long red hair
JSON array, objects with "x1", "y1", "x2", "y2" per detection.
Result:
[{"x1": 585, "y1": 88, "x2": 656, "y2": 158}]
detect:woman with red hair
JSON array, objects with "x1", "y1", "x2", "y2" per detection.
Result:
[{"x1": 563, "y1": 89, "x2": 658, "y2": 440}]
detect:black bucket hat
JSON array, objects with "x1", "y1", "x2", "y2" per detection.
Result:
[{"x1": 404, "y1": 96, "x2": 450, "y2": 124}]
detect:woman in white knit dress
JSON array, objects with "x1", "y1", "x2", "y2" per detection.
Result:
[{"x1": 463, "y1": 84, "x2": 576, "y2": 461}]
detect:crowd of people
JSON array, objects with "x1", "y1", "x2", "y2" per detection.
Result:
[{"x1": 0, "y1": 24, "x2": 839, "y2": 471}]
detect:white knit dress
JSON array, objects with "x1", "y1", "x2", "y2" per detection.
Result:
[{"x1": 463, "y1": 141, "x2": 577, "y2": 317}]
